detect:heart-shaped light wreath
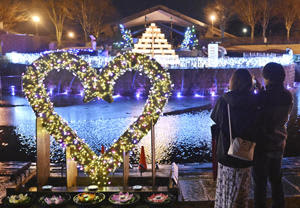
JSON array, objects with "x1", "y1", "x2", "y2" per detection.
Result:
[{"x1": 22, "y1": 52, "x2": 172, "y2": 185}]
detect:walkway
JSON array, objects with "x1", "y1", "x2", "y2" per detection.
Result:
[{"x1": 178, "y1": 157, "x2": 300, "y2": 207}]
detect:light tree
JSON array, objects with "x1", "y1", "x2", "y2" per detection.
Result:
[
  {"x1": 0, "y1": 0, "x2": 28, "y2": 31},
  {"x1": 204, "y1": 0, "x2": 235, "y2": 38},
  {"x1": 258, "y1": 0, "x2": 275, "y2": 40},
  {"x1": 71, "y1": 0, "x2": 118, "y2": 42},
  {"x1": 35, "y1": 0, "x2": 71, "y2": 48},
  {"x1": 234, "y1": 0, "x2": 260, "y2": 40},
  {"x1": 181, "y1": 25, "x2": 199, "y2": 50},
  {"x1": 113, "y1": 24, "x2": 133, "y2": 49},
  {"x1": 276, "y1": 0, "x2": 298, "y2": 41}
]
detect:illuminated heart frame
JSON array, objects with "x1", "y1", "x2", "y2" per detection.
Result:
[{"x1": 22, "y1": 52, "x2": 172, "y2": 185}]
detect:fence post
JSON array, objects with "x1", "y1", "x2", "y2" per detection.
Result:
[
  {"x1": 123, "y1": 150, "x2": 129, "y2": 190},
  {"x1": 211, "y1": 124, "x2": 218, "y2": 181},
  {"x1": 66, "y1": 147, "x2": 77, "y2": 188},
  {"x1": 36, "y1": 117, "x2": 50, "y2": 189},
  {"x1": 0, "y1": 75, "x2": 2, "y2": 97},
  {"x1": 151, "y1": 119, "x2": 156, "y2": 188}
]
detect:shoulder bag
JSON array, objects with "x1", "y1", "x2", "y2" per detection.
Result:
[{"x1": 227, "y1": 104, "x2": 256, "y2": 161}]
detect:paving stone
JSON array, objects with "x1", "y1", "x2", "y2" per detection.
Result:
[
  {"x1": 179, "y1": 177, "x2": 208, "y2": 201},
  {"x1": 283, "y1": 176, "x2": 300, "y2": 194},
  {"x1": 282, "y1": 178, "x2": 300, "y2": 196},
  {"x1": 200, "y1": 178, "x2": 216, "y2": 200}
]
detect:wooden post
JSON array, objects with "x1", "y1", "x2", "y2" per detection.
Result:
[
  {"x1": 211, "y1": 125, "x2": 218, "y2": 181},
  {"x1": 0, "y1": 75, "x2": 2, "y2": 97},
  {"x1": 36, "y1": 117, "x2": 50, "y2": 189},
  {"x1": 151, "y1": 25, "x2": 154, "y2": 58},
  {"x1": 123, "y1": 150, "x2": 129, "y2": 190},
  {"x1": 170, "y1": 17, "x2": 173, "y2": 43},
  {"x1": 66, "y1": 147, "x2": 77, "y2": 188},
  {"x1": 151, "y1": 119, "x2": 156, "y2": 188}
]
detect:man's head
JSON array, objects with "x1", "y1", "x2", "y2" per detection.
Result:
[{"x1": 262, "y1": 62, "x2": 285, "y2": 85}]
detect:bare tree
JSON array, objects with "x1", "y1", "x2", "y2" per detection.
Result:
[
  {"x1": 258, "y1": 0, "x2": 275, "y2": 41},
  {"x1": 35, "y1": 0, "x2": 71, "y2": 48},
  {"x1": 205, "y1": 0, "x2": 235, "y2": 38},
  {"x1": 276, "y1": 0, "x2": 299, "y2": 41},
  {"x1": 71, "y1": 0, "x2": 118, "y2": 42},
  {"x1": 0, "y1": 0, "x2": 29, "y2": 31},
  {"x1": 234, "y1": 0, "x2": 260, "y2": 40}
]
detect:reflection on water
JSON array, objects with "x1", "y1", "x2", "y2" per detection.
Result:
[
  {"x1": 0, "y1": 95, "x2": 214, "y2": 163},
  {"x1": 1, "y1": 86, "x2": 300, "y2": 164}
]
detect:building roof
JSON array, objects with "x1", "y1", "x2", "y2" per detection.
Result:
[{"x1": 119, "y1": 5, "x2": 237, "y2": 38}]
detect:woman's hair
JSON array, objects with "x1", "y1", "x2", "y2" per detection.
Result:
[{"x1": 229, "y1": 69, "x2": 253, "y2": 92}]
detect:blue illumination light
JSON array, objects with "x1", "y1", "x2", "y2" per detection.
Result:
[
  {"x1": 11, "y1": 86, "x2": 15, "y2": 96},
  {"x1": 112, "y1": 94, "x2": 121, "y2": 99},
  {"x1": 177, "y1": 92, "x2": 183, "y2": 98},
  {"x1": 80, "y1": 90, "x2": 84, "y2": 97},
  {"x1": 254, "y1": 89, "x2": 258, "y2": 94},
  {"x1": 210, "y1": 91, "x2": 216, "y2": 97},
  {"x1": 194, "y1": 93, "x2": 204, "y2": 98},
  {"x1": 49, "y1": 88, "x2": 53, "y2": 96},
  {"x1": 136, "y1": 92, "x2": 141, "y2": 99},
  {"x1": 63, "y1": 90, "x2": 68, "y2": 95}
]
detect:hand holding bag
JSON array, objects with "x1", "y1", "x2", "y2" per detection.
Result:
[{"x1": 227, "y1": 104, "x2": 256, "y2": 161}]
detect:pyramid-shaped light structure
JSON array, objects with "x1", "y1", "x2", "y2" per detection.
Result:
[{"x1": 132, "y1": 23, "x2": 179, "y2": 66}]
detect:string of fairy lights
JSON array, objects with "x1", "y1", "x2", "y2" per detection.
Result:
[
  {"x1": 113, "y1": 24, "x2": 134, "y2": 49},
  {"x1": 181, "y1": 25, "x2": 199, "y2": 50},
  {"x1": 6, "y1": 51, "x2": 293, "y2": 69},
  {"x1": 22, "y1": 51, "x2": 173, "y2": 185}
]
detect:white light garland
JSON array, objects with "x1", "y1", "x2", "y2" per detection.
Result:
[{"x1": 6, "y1": 51, "x2": 293, "y2": 69}]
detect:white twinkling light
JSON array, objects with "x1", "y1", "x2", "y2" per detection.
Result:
[{"x1": 5, "y1": 50, "x2": 293, "y2": 69}]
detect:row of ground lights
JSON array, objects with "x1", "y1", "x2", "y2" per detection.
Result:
[
  {"x1": 9, "y1": 85, "x2": 218, "y2": 98},
  {"x1": 9, "y1": 85, "x2": 294, "y2": 97}
]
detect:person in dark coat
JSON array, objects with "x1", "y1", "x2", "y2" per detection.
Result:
[
  {"x1": 253, "y1": 62, "x2": 293, "y2": 208},
  {"x1": 211, "y1": 69, "x2": 259, "y2": 208}
]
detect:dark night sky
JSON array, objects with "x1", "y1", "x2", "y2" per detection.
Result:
[
  {"x1": 16, "y1": 0, "x2": 289, "y2": 39},
  {"x1": 112, "y1": 0, "x2": 211, "y2": 22},
  {"x1": 18, "y1": 0, "x2": 212, "y2": 38},
  {"x1": 111, "y1": 0, "x2": 289, "y2": 37},
  {"x1": 111, "y1": 0, "x2": 250, "y2": 36}
]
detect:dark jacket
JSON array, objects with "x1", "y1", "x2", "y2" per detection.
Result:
[
  {"x1": 256, "y1": 84, "x2": 293, "y2": 158},
  {"x1": 211, "y1": 90, "x2": 260, "y2": 168}
]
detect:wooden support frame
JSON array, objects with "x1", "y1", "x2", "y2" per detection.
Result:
[
  {"x1": 151, "y1": 119, "x2": 156, "y2": 188},
  {"x1": 123, "y1": 150, "x2": 130, "y2": 190},
  {"x1": 36, "y1": 117, "x2": 50, "y2": 189},
  {"x1": 66, "y1": 147, "x2": 77, "y2": 188}
]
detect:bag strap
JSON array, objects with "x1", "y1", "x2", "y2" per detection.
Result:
[{"x1": 227, "y1": 104, "x2": 233, "y2": 144}]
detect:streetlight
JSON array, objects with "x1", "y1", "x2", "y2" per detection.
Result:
[
  {"x1": 243, "y1": 28, "x2": 248, "y2": 35},
  {"x1": 32, "y1": 15, "x2": 40, "y2": 36},
  {"x1": 210, "y1": 15, "x2": 216, "y2": 34},
  {"x1": 68, "y1": 31, "x2": 75, "y2": 39}
]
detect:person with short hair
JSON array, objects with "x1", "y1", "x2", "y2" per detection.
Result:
[
  {"x1": 211, "y1": 69, "x2": 259, "y2": 208},
  {"x1": 253, "y1": 62, "x2": 293, "y2": 208}
]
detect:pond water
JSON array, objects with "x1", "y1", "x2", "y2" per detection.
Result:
[
  {"x1": 0, "y1": 95, "x2": 215, "y2": 164},
  {"x1": 0, "y1": 85, "x2": 299, "y2": 164}
]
